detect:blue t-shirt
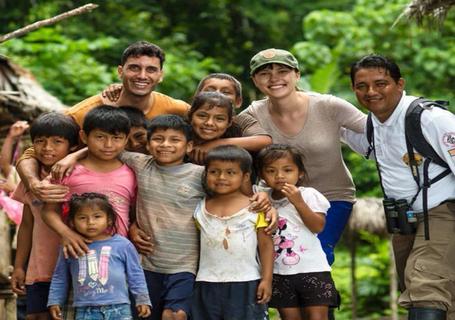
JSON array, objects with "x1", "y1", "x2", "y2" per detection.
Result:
[{"x1": 48, "y1": 235, "x2": 151, "y2": 307}]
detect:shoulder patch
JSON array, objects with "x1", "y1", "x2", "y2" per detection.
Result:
[{"x1": 442, "y1": 132, "x2": 455, "y2": 147}]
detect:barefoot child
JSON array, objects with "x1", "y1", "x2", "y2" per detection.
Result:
[
  {"x1": 10, "y1": 113, "x2": 80, "y2": 320},
  {"x1": 257, "y1": 144, "x2": 339, "y2": 320},
  {"x1": 192, "y1": 145, "x2": 274, "y2": 320},
  {"x1": 48, "y1": 192, "x2": 151, "y2": 320}
]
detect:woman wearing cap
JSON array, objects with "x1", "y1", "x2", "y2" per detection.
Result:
[{"x1": 238, "y1": 48, "x2": 366, "y2": 265}]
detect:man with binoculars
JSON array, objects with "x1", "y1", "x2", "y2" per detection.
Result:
[{"x1": 343, "y1": 54, "x2": 455, "y2": 320}]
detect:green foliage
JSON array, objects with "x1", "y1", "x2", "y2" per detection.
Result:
[
  {"x1": 295, "y1": 0, "x2": 455, "y2": 104},
  {"x1": 332, "y1": 232, "x2": 399, "y2": 319},
  {"x1": 0, "y1": 27, "x2": 118, "y2": 105},
  {"x1": 1, "y1": 2, "x2": 453, "y2": 317}
]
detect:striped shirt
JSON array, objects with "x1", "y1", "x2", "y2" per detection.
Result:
[{"x1": 120, "y1": 152, "x2": 205, "y2": 274}]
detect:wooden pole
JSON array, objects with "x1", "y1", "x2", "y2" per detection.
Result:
[
  {"x1": 389, "y1": 238, "x2": 399, "y2": 320},
  {"x1": 0, "y1": 3, "x2": 99, "y2": 44},
  {"x1": 350, "y1": 231, "x2": 357, "y2": 320}
]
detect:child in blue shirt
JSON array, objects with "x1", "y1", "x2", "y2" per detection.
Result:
[{"x1": 48, "y1": 192, "x2": 151, "y2": 320}]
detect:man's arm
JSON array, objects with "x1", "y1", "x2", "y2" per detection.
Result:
[
  {"x1": 42, "y1": 202, "x2": 90, "y2": 258},
  {"x1": 340, "y1": 127, "x2": 371, "y2": 157},
  {"x1": 16, "y1": 152, "x2": 69, "y2": 202}
]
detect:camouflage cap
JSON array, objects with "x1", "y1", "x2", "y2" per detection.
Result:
[{"x1": 250, "y1": 48, "x2": 299, "y2": 75}]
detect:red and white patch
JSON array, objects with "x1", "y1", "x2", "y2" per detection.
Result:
[
  {"x1": 442, "y1": 132, "x2": 455, "y2": 147},
  {"x1": 261, "y1": 49, "x2": 277, "y2": 59}
]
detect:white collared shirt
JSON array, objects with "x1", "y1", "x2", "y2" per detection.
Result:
[{"x1": 342, "y1": 92, "x2": 455, "y2": 211}]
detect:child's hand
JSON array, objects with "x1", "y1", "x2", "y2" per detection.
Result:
[
  {"x1": 264, "y1": 207, "x2": 278, "y2": 235},
  {"x1": 29, "y1": 177, "x2": 68, "y2": 203},
  {"x1": 249, "y1": 192, "x2": 271, "y2": 213},
  {"x1": 256, "y1": 279, "x2": 272, "y2": 304},
  {"x1": 188, "y1": 145, "x2": 209, "y2": 165},
  {"x1": 7, "y1": 121, "x2": 29, "y2": 139},
  {"x1": 61, "y1": 229, "x2": 91, "y2": 259},
  {"x1": 136, "y1": 304, "x2": 152, "y2": 318},
  {"x1": 281, "y1": 183, "x2": 303, "y2": 206},
  {"x1": 101, "y1": 83, "x2": 122, "y2": 102},
  {"x1": 51, "y1": 155, "x2": 78, "y2": 181},
  {"x1": 10, "y1": 268, "x2": 26, "y2": 295},
  {"x1": 49, "y1": 305, "x2": 63, "y2": 320},
  {"x1": 0, "y1": 177, "x2": 16, "y2": 194},
  {"x1": 129, "y1": 222, "x2": 154, "y2": 255}
]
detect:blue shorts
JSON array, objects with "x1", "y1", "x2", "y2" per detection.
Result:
[
  {"x1": 25, "y1": 282, "x2": 50, "y2": 315},
  {"x1": 317, "y1": 201, "x2": 353, "y2": 265},
  {"x1": 75, "y1": 303, "x2": 131, "y2": 320},
  {"x1": 191, "y1": 280, "x2": 269, "y2": 320},
  {"x1": 143, "y1": 270, "x2": 194, "y2": 320}
]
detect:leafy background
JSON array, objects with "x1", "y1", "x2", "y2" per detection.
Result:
[{"x1": 1, "y1": 0, "x2": 454, "y2": 318}]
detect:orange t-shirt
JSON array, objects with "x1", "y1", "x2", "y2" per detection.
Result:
[{"x1": 67, "y1": 92, "x2": 189, "y2": 128}]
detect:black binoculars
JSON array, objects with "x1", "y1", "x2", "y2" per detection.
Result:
[{"x1": 382, "y1": 198, "x2": 417, "y2": 235}]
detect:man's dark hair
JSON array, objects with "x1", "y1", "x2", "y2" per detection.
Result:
[
  {"x1": 147, "y1": 114, "x2": 192, "y2": 141},
  {"x1": 120, "y1": 41, "x2": 165, "y2": 68},
  {"x1": 205, "y1": 145, "x2": 252, "y2": 174},
  {"x1": 350, "y1": 54, "x2": 402, "y2": 84},
  {"x1": 30, "y1": 112, "x2": 80, "y2": 147},
  {"x1": 120, "y1": 106, "x2": 147, "y2": 128},
  {"x1": 83, "y1": 105, "x2": 131, "y2": 136}
]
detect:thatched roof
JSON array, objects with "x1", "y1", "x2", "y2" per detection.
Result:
[
  {"x1": 348, "y1": 197, "x2": 387, "y2": 235},
  {"x1": 0, "y1": 55, "x2": 66, "y2": 137},
  {"x1": 402, "y1": 0, "x2": 455, "y2": 24}
]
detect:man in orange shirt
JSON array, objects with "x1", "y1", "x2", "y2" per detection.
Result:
[{"x1": 68, "y1": 41, "x2": 189, "y2": 127}]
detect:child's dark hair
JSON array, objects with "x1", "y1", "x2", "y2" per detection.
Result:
[
  {"x1": 203, "y1": 145, "x2": 252, "y2": 196},
  {"x1": 121, "y1": 41, "x2": 165, "y2": 69},
  {"x1": 30, "y1": 112, "x2": 80, "y2": 147},
  {"x1": 120, "y1": 106, "x2": 147, "y2": 128},
  {"x1": 256, "y1": 144, "x2": 307, "y2": 185},
  {"x1": 205, "y1": 145, "x2": 252, "y2": 173},
  {"x1": 68, "y1": 192, "x2": 117, "y2": 234},
  {"x1": 350, "y1": 54, "x2": 402, "y2": 84},
  {"x1": 195, "y1": 73, "x2": 242, "y2": 102},
  {"x1": 83, "y1": 105, "x2": 131, "y2": 136},
  {"x1": 147, "y1": 114, "x2": 192, "y2": 141}
]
